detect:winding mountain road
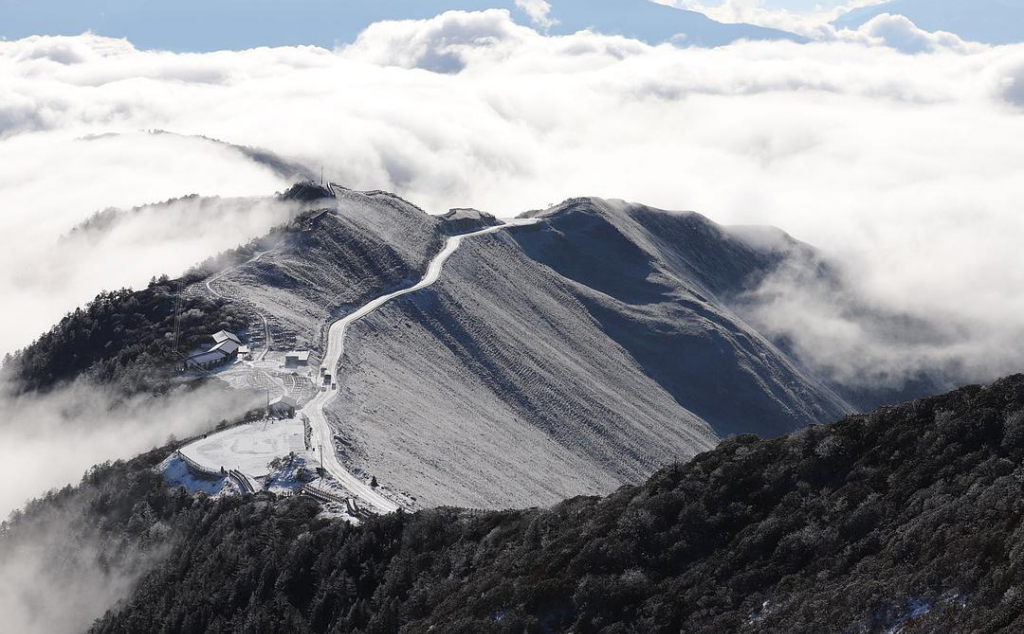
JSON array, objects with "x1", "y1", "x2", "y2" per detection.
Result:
[
  {"x1": 206, "y1": 250, "x2": 275, "y2": 360},
  {"x1": 304, "y1": 220, "x2": 535, "y2": 514}
]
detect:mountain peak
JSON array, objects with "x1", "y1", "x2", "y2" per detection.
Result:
[{"x1": 280, "y1": 181, "x2": 335, "y2": 202}]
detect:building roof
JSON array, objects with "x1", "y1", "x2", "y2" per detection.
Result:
[
  {"x1": 187, "y1": 350, "x2": 227, "y2": 365},
  {"x1": 285, "y1": 351, "x2": 311, "y2": 361},
  {"x1": 210, "y1": 340, "x2": 240, "y2": 356},
  {"x1": 212, "y1": 330, "x2": 241, "y2": 345},
  {"x1": 269, "y1": 395, "x2": 299, "y2": 408}
]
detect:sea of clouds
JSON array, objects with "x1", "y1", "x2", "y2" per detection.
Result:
[
  {"x1": 1, "y1": 8, "x2": 1024, "y2": 424},
  {"x1": 0, "y1": 378, "x2": 263, "y2": 634}
]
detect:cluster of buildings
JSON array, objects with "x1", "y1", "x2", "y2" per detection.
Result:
[{"x1": 184, "y1": 329, "x2": 310, "y2": 419}]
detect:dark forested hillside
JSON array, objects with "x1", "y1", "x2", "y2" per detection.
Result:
[
  {"x1": 67, "y1": 374, "x2": 1024, "y2": 633},
  {"x1": 2, "y1": 279, "x2": 247, "y2": 393}
]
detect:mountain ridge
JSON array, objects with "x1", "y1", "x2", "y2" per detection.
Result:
[
  {"x1": 5, "y1": 186, "x2": 948, "y2": 512},
  {"x1": 319, "y1": 194, "x2": 854, "y2": 508}
]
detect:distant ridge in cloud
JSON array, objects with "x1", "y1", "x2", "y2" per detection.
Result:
[
  {"x1": 656, "y1": 0, "x2": 888, "y2": 38},
  {"x1": 0, "y1": 0, "x2": 799, "y2": 51}
]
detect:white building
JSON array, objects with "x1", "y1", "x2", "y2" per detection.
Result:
[
  {"x1": 186, "y1": 350, "x2": 228, "y2": 370},
  {"x1": 212, "y1": 330, "x2": 242, "y2": 346},
  {"x1": 186, "y1": 330, "x2": 242, "y2": 371},
  {"x1": 211, "y1": 339, "x2": 240, "y2": 356},
  {"x1": 285, "y1": 351, "x2": 311, "y2": 367}
]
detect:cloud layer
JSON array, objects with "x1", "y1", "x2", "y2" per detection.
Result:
[
  {"x1": 0, "y1": 130, "x2": 296, "y2": 356},
  {"x1": 0, "y1": 379, "x2": 261, "y2": 519},
  {"x1": 2, "y1": 11, "x2": 1024, "y2": 398},
  {"x1": 514, "y1": 0, "x2": 557, "y2": 29}
]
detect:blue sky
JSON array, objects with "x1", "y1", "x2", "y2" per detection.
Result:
[
  {"x1": 0, "y1": 0, "x2": 844, "y2": 50},
  {"x1": 695, "y1": 0, "x2": 850, "y2": 8}
]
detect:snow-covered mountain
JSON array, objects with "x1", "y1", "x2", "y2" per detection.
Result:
[
  {"x1": 152, "y1": 188, "x2": 850, "y2": 509},
  {"x1": 834, "y1": 0, "x2": 1024, "y2": 45},
  {"x1": 10, "y1": 176, "x2": 965, "y2": 512}
]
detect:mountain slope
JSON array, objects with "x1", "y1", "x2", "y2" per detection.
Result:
[
  {"x1": 834, "y1": 0, "x2": 1024, "y2": 45},
  {"x1": 332, "y1": 226, "x2": 719, "y2": 509},
  {"x1": 73, "y1": 374, "x2": 1024, "y2": 634},
  {"x1": 517, "y1": 199, "x2": 852, "y2": 436},
  {"x1": 9, "y1": 189, "x2": 858, "y2": 509},
  {"x1": 201, "y1": 187, "x2": 445, "y2": 354},
  {"x1": 327, "y1": 197, "x2": 851, "y2": 509}
]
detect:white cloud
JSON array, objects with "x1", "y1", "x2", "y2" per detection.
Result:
[
  {"x1": 0, "y1": 378, "x2": 261, "y2": 520},
  {"x1": 856, "y1": 13, "x2": 981, "y2": 54},
  {"x1": 342, "y1": 9, "x2": 534, "y2": 72},
  {"x1": 0, "y1": 375, "x2": 262, "y2": 634},
  {"x1": 1000, "y1": 62, "x2": 1024, "y2": 106},
  {"x1": 1, "y1": 13, "x2": 1024, "y2": 400},
  {"x1": 0, "y1": 130, "x2": 295, "y2": 357},
  {"x1": 1, "y1": 504, "x2": 154, "y2": 634},
  {"x1": 515, "y1": 0, "x2": 558, "y2": 30}
]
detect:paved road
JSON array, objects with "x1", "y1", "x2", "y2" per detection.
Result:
[{"x1": 303, "y1": 220, "x2": 536, "y2": 514}]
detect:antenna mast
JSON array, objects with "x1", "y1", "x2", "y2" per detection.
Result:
[{"x1": 172, "y1": 279, "x2": 184, "y2": 358}]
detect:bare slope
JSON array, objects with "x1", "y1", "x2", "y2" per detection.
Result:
[
  {"x1": 331, "y1": 231, "x2": 719, "y2": 509},
  {"x1": 204, "y1": 188, "x2": 445, "y2": 353},
  {"x1": 328, "y1": 198, "x2": 853, "y2": 509}
]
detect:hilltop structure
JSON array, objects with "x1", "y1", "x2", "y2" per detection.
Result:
[{"x1": 186, "y1": 330, "x2": 241, "y2": 370}]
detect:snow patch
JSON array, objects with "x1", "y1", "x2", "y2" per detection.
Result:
[
  {"x1": 178, "y1": 418, "x2": 309, "y2": 478},
  {"x1": 264, "y1": 453, "x2": 316, "y2": 495},
  {"x1": 159, "y1": 454, "x2": 237, "y2": 497}
]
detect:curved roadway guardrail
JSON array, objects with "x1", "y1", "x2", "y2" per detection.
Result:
[
  {"x1": 302, "y1": 484, "x2": 364, "y2": 517},
  {"x1": 229, "y1": 469, "x2": 259, "y2": 494},
  {"x1": 177, "y1": 450, "x2": 259, "y2": 494},
  {"x1": 177, "y1": 450, "x2": 225, "y2": 479}
]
